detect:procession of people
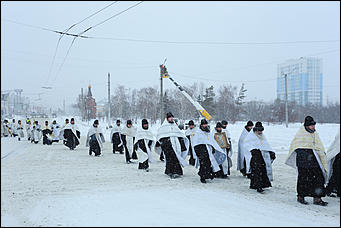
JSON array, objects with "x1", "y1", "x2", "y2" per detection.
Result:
[{"x1": 1, "y1": 113, "x2": 339, "y2": 206}]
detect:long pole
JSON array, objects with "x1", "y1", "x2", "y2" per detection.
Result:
[
  {"x1": 160, "y1": 69, "x2": 163, "y2": 123},
  {"x1": 285, "y1": 74, "x2": 288, "y2": 128},
  {"x1": 108, "y1": 72, "x2": 111, "y2": 125},
  {"x1": 81, "y1": 88, "x2": 84, "y2": 121}
]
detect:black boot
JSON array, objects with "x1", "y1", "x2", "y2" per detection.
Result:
[
  {"x1": 313, "y1": 198, "x2": 328, "y2": 206},
  {"x1": 200, "y1": 178, "x2": 206, "y2": 183},
  {"x1": 297, "y1": 196, "x2": 309, "y2": 205}
]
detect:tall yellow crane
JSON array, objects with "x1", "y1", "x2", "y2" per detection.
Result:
[{"x1": 160, "y1": 64, "x2": 212, "y2": 120}]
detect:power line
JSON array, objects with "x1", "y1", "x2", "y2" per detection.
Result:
[
  {"x1": 3, "y1": 18, "x2": 339, "y2": 46},
  {"x1": 51, "y1": 1, "x2": 144, "y2": 83},
  {"x1": 86, "y1": 36, "x2": 340, "y2": 45},
  {"x1": 45, "y1": 2, "x2": 118, "y2": 85}
]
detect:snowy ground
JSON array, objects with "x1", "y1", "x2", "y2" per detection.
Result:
[{"x1": 1, "y1": 118, "x2": 340, "y2": 227}]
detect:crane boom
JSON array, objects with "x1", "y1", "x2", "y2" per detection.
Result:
[{"x1": 160, "y1": 64, "x2": 212, "y2": 120}]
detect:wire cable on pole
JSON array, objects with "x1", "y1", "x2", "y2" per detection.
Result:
[
  {"x1": 51, "y1": 1, "x2": 144, "y2": 83},
  {"x1": 45, "y1": 1, "x2": 118, "y2": 85}
]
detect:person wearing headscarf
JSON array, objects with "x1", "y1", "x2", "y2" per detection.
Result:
[
  {"x1": 244, "y1": 122, "x2": 276, "y2": 193},
  {"x1": 134, "y1": 119, "x2": 156, "y2": 171},
  {"x1": 110, "y1": 119, "x2": 124, "y2": 154},
  {"x1": 121, "y1": 120, "x2": 137, "y2": 163},
  {"x1": 192, "y1": 119, "x2": 227, "y2": 183},
  {"x1": 237, "y1": 121, "x2": 254, "y2": 177},
  {"x1": 185, "y1": 120, "x2": 196, "y2": 166},
  {"x1": 86, "y1": 120, "x2": 105, "y2": 156},
  {"x1": 156, "y1": 112, "x2": 189, "y2": 179},
  {"x1": 285, "y1": 116, "x2": 328, "y2": 206}
]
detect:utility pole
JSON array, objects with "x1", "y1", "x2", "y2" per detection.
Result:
[
  {"x1": 284, "y1": 74, "x2": 288, "y2": 128},
  {"x1": 63, "y1": 98, "x2": 65, "y2": 115},
  {"x1": 159, "y1": 59, "x2": 167, "y2": 123},
  {"x1": 81, "y1": 88, "x2": 84, "y2": 121},
  {"x1": 108, "y1": 72, "x2": 111, "y2": 126}
]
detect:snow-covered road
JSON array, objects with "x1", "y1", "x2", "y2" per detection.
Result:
[{"x1": 1, "y1": 122, "x2": 340, "y2": 226}]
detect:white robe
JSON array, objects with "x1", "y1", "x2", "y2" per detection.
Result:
[
  {"x1": 121, "y1": 125, "x2": 137, "y2": 157},
  {"x1": 86, "y1": 126, "x2": 105, "y2": 151},
  {"x1": 185, "y1": 127, "x2": 196, "y2": 158},
  {"x1": 16, "y1": 124, "x2": 25, "y2": 138},
  {"x1": 156, "y1": 120, "x2": 189, "y2": 167},
  {"x1": 212, "y1": 129, "x2": 231, "y2": 174},
  {"x1": 59, "y1": 123, "x2": 80, "y2": 141},
  {"x1": 135, "y1": 127, "x2": 156, "y2": 164},
  {"x1": 50, "y1": 123, "x2": 61, "y2": 141},
  {"x1": 243, "y1": 131, "x2": 275, "y2": 181},
  {"x1": 192, "y1": 128, "x2": 227, "y2": 173},
  {"x1": 110, "y1": 124, "x2": 123, "y2": 147},
  {"x1": 26, "y1": 123, "x2": 32, "y2": 139},
  {"x1": 237, "y1": 128, "x2": 250, "y2": 171},
  {"x1": 3, "y1": 122, "x2": 10, "y2": 136},
  {"x1": 31, "y1": 124, "x2": 42, "y2": 142},
  {"x1": 10, "y1": 122, "x2": 17, "y2": 135},
  {"x1": 326, "y1": 129, "x2": 340, "y2": 183}
]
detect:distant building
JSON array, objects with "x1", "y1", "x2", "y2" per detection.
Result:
[
  {"x1": 277, "y1": 57, "x2": 323, "y2": 106},
  {"x1": 96, "y1": 99, "x2": 107, "y2": 119},
  {"x1": 85, "y1": 85, "x2": 97, "y2": 119}
]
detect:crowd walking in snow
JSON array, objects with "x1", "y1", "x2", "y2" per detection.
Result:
[{"x1": 1, "y1": 113, "x2": 340, "y2": 207}]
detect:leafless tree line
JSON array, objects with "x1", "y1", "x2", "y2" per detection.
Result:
[{"x1": 75, "y1": 82, "x2": 340, "y2": 124}]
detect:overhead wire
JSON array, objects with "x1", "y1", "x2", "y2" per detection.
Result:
[
  {"x1": 45, "y1": 1, "x2": 118, "y2": 85},
  {"x1": 2, "y1": 18, "x2": 339, "y2": 46},
  {"x1": 51, "y1": 1, "x2": 144, "y2": 83}
]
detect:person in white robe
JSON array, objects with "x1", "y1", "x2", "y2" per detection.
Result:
[
  {"x1": 325, "y1": 129, "x2": 340, "y2": 197},
  {"x1": 60, "y1": 118, "x2": 80, "y2": 150},
  {"x1": 156, "y1": 112, "x2": 189, "y2": 179},
  {"x1": 221, "y1": 120, "x2": 232, "y2": 153},
  {"x1": 285, "y1": 116, "x2": 328, "y2": 206},
  {"x1": 3, "y1": 119, "x2": 10, "y2": 137},
  {"x1": 192, "y1": 119, "x2": 227, "y2": 183},
  {"x1": 244, "y1": 122, "x2": 276, "y2": 193},
  {"x1": 58, "y1": 118, "x2": 69, "y2": 144},
  {"x1": 110, "y1": 119, "x2": 124, "y2": 154},
  {"x1": 185, "y1": 120, "x2": 196, "y2": 166},
  {"x1": 26, "y1": 120, "x2": 32, "y2": 141},
  {"x1": 16, "y1": 120, "x2": 25, "y2": 141},
  {"x1": 10, "y1": 119, "x2": 18, "y2": 137},
  {"x1": 86, "y1": 119, "x2": 105, "y2": 156},
  {"x1": 121, "y1": 120, "x2": 137, "y2": 163},
  {"x1": 50, "y1": 120, "x2": 61, "y2": 143},
  {"x1": 134, "y1": 119, "x2": 156, "y2": 171},
  {"x1": 237, "y1": 121, "x2": 254, "y2": 177},
  {"x1": 31, "y1": 120, "x2": 42, "y2": 144},
  {"x1": 42, "y1": 120, "x2": 53, "y2": 145},
  {"x1": 212, "y1": 122, "x2": 231, "y2": 178}
]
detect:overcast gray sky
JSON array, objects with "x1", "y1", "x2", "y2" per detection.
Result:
[{"x1": 1, "y1": 1, "x2": 340, "y2": 110}]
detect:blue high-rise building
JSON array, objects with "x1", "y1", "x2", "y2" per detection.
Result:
[{"x1": 277, "y1": 57, "x2": 323, "y2": 106}]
